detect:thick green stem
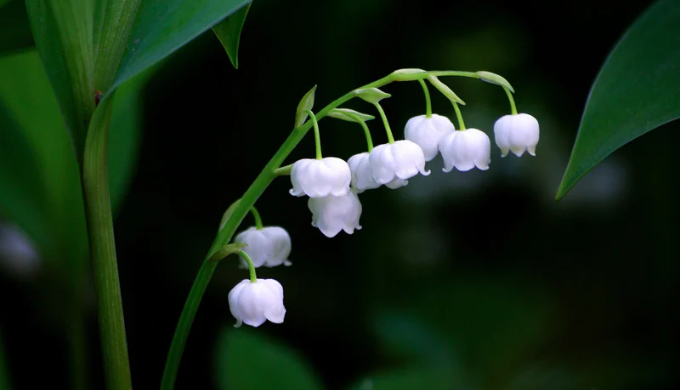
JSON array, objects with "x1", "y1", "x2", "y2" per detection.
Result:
[
  {"x1": 418, "y1": 79, "x2": 432, "y2": 117},
  {"x1": 373, "y1": 102, "x2": 395, "y2": 143},
  {"x1": 83, "y1": 98, "x2": 132, "y2": 390},
  {"x1": 452, "y1": 102, "x2": 466, "y2": 130},
  {"x1": 503, "y1": 86, "x2": 518, "y2": 115},
  {"x1": 249, "y1": 206, "x2": 263, "y2": 229},
  {"x1": 160, "y1": 69, "x2": 497, "y2": 390}
]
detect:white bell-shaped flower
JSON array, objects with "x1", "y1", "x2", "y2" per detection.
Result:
[
  {"x1": 234, "y1": 227, "x2": 292, "y2": 268},
  {"x1": 439, "y1": 129, "x2": 491, "y2": 172},
  {"x1": 289, "y1": 157, "x2": 351, "y2": 198},
  {"x1": 347, "y1": 152, "x2": 380, "y2": 193},
  {"x1": 369, "y1": 140, "x2": 430, "y2": 188},
  {"x1": 493, "y1": 113, "x2": 540, "y2": 157},
  {"x1": 308, "y1": 191, "x2": 362, "y2": 238},
  {"x1": 228, "y1": 278, "x2": 286, "y2": 328},
  {"x1": 404, "y1": 114, "x2": 455, "y2": 161}
]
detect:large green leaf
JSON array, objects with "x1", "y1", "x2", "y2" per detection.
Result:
[
  {"x1": 0, "y1": 50, "x2": 87, "y2": 266},
  {"x1": 212, "y1": 3, "x2": 251, "y2": 69},
  {"x1": 556, "y1": 0, "x2": 680, "y2": 199},
  {"x1": 25, "y1": 0, "x2": 96, "y2": 163},
  {"x1": 0, "y1": 50, "x2": 151, "y2": 266},
  {"x1": 0, "y1": 0, "x2": 33, "y2": 56},
  {"x1": 109, "y1": 0, "x2": 251, "y2": 94},
  {"x1": 215, "y1": 329, "x2": 324, "y2": 390}
]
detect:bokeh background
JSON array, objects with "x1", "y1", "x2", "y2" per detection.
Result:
[{"x1": 1, "y1": 0, "x2": 679, "y2": 389}]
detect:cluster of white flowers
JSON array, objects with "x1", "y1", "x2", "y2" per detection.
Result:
[{"x1": 227, "y1": 84, "x2": 540, "y2": 328}]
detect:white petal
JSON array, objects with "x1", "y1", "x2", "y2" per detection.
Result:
[
  {"x1": 404, "y1": 114, "x2": 455, "y2": 161},
  {"x1": 369, "y1": 141, "x2": 429, "y2": 187},
  {"x1": 308, "y1": 192, "x2": 362, "y2": 238},
  {"x1": 289, "y1": 158, "x2": 351, "y2": 198},
  {"x1": 348, "y1": 152, "x2": 380, "y2": 192},
  {"x1": 440, "y1": 129, "x2": 490, "y2": 172}
]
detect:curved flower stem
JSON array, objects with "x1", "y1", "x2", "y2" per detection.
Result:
[
  {"x1": 373, "y1": 102, "x2": 395, "y2": 143},
  {"x1": 452, "y1": 102, "x2": 466, "y2": 130},
  {"x1": 503, "y1": 86, "x2": 518, "y2": 115},
  {"x1": 160, "y1": 68, "x2": 505, "y2": 390},
  {"x1": 418, "y1": 79, "x2": 432, "y2": 117},
  {"x1": 249, "y1": 206, "x2": 263, "y2": 229},
  {"x1": 83, "y1": 98, "x2": 132, "y2": 390},
  {"x1": 307, "y1": 109, "x2": 323, "y2": 159},
  {"x1": 358, "y1": 120, "x2": 374, "y2": 151},
  {"x1": 239, "y1": 250, "x2": 258, "y2": 283}
]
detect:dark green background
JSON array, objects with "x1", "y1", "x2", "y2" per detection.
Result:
[{"x1": 1, "y1": 0, "x2": 678, "y2": 389}]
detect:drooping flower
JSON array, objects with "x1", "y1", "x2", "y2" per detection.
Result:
[
  {"x1": 289, "y1": 157, "x2": 351, "y2": 198},
  {"x1": 347, "y1": 152, "x2": 381, "y2": 193},
  {"x1": 308, "y1": 191, "x2": 362, "y2": 238},
  {"x1": 369, "y1": 140, "x2": 430, "y2": 188},
  {"x1": 234, "y1": 227, "x2": 292, "y2": 268},
  {"x1": 439, "y1": 129, "x2": 491, "y2": 172},
  {"x1": 493, "y1": 113, "x2": 540, "y2": 157},
  {"x1": 228, "y1": 278, "x2": 286, "y2": 328},
  {"x1": 404, "y1": 114, "x2": 455, "y2": 161}
]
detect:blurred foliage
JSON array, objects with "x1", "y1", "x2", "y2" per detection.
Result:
[
  {"x1": 215, "y1": 328, "x2": 323, "y2": 390},
  {"x1": 557, "y1": 0, "x2": 680, "y2": 199},
  {"x1": 0, "y1": 0, "x2": 32, "y2": 56}
]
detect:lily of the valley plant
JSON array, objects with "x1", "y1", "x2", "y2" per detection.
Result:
[{"x1": 169, "y1": 70, "x2": 541, "y2": 372}]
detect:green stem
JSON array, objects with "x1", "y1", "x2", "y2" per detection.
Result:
[
  {"x1": 160, "y1": 68, "x2": 490, "y2": 390},
  {"x1": 358, "y1": 120, "x2": 374, "y2": 151},
  {"x1": 307, "y1": 109, "x2": 322, "y2": 159},
  {"x1": 452, "y1": 102, "x2": 466, "y2": 130},
  {"x1": 418, "y1": 79, "x2": 432, "y2": 117},
  {"x1": 503, "y1": 86, "x2": 518, "y2": 115},
  {"x1": 249, "y1": 206, "x2": 263, "y2": 229},
  {"x1": 239, "y1": 250, "x2": 258, "y2": 283},
  {"x1": 83, "y1": 98, "x2": 132, "y2": 390},
  {"x1": 373, "y1": 102, "x2": 395, "y2": 143}
]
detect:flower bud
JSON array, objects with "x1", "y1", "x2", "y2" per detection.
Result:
[
  {"x1": 289, "y1": 157, "x2": 351, "y2": 198},
  {"x1": 404, "y1": 114, "x2": 455, "y2": 161},
  {"x1": 369, "y1": 140, "x2": 430, "y2": 188},
  {"x1": 234, "y1": 227, "x2": 292, "y2": 268},
  {"x1": 439, "y1": 129, "x2": 491, "y2": 172},
  {"x1": 308, "y1": 191, "x2": 362, "y2": 238},
  {"x1": 347, "y1": 152, "x2": 380, "y2": 193},
  {"x1": 229, "y1": 278, "x2": 286, "y2": 327},
  {"x1": 493, "y1": 113, "x2": 540, "y2": 157}
]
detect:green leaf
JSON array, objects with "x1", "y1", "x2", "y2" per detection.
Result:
[
  {"x1": 25, "y1": 0, "x2": 96, "y2": 163},
  {"x1": 477, "y1": 71, "x2": 514, "y2": 93},
  {"x1": 556, "y1": 0, "x2": 680, "y2": 200},
  {"x1": 110, "y1": 0, "x2": 252, "y2": 94},
  {"x1": 295, "y1": 85, "x2": 317, "y2": 128},
  {"x1": 215, "y1": 329, "x2": 324, "y2": 390},
  {"x1": 328, "y1": 108, "x2": 375, "y2": 123},
  {"x1": 354, "y1": 87, "x2": 391, "y2": 104},
  {"x1": 0, "y1": 50, "x2": 148, "y2": 267},
  {"x1": 0, "y1": 0, "x2": 34, "y2": 56},
  {"x1": 427, "y1": 75, "x2": 465, "y2": 105},
  {"x1": 213, "y1": 3, "x2": 252, "y2": 69},
  {"x1": 347, "y1": 368, "x2": 458, "y2": 390},
  {"x1": 108, "y1": 65, "x2": 156, "y2": 212},
  {"x1": 0, "y1": 50, "x2": 87, "y2": 267},
  {"x1": 391, "y1": 68, "x2": 427, "y2": 82}
]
